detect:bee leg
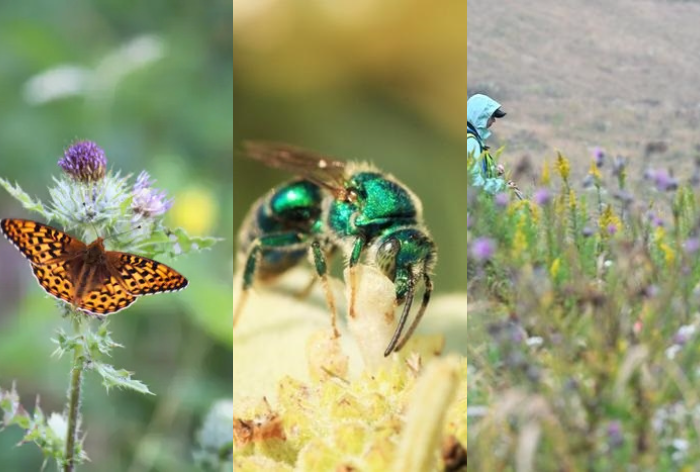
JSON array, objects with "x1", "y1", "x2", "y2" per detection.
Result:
[
  {"x1": 384, "y1": 279, "x2": 416, "y2": 356},
  {"x1": 294, "y1": 276, "x2": 317, "y2": 300},
  {"x1": 393, "y1": 273, "x2": 433, "y2": 353},
  {"x1": 311, "y1": 240, "x2": 339, "y2": 338},
  {"x1": 347, "y1": 236, "x2": 366, "y2": 319},
  {"x1": 233, "y1": 240, "x2": 262, "y2": 330}
]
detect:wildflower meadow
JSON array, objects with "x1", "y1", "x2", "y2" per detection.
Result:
[{"x1": 468, "y1": 148, "x2": 700, "y2": 469}]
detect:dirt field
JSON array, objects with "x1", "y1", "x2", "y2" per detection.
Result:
[{"x1": 468, "y1": 0, "x2": 700, "y2": 183}]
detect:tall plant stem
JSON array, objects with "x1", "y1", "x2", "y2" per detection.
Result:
[{"x1": 64, "y1": 320, "x2": 85, "y2": 472}]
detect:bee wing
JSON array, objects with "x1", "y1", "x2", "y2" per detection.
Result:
[{"x1": 243, "y1": 141, "x2": 348, "y2": 196}]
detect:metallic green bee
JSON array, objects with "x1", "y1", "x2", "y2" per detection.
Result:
[{"x1": 235, "y1": 142, "x2": 437, "y2": 356}]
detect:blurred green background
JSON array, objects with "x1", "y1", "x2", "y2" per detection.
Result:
[
  {"x1": 0, "y1": 1, "x2": 233, "y2": 471},
  {"x1": 231, "y1": 0, "x2": 468, "y2": 294}
]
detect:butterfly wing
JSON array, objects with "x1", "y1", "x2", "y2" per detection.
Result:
[
  {"x1": 107, "y1": 252, "x2": 188, "y2": 296},
  {"x1": 31, "y1": 261, "x2": 76, "y2": 305},
  {"x1": 1, "y1": 218, "x2": 84, "y2": 265},
  {"x1": 77, "y1": 275, "x2": 138, "y2": 315}
]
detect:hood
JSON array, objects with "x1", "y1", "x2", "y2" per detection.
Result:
[{"x1": 467, "y1": 94, "x2": 502, "y2": 142}]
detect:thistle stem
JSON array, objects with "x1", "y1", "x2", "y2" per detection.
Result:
[{"x1": 64, "y1": 322, "x2": 85, "y2": 472}]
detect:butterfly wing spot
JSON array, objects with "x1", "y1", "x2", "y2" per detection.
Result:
[
  {"x1": 31, "y1": 262, "x2": 75, "y2": 303},
  {"x1": 112, "y1": 253, "x2": 188, "y2": 296},
  {"x1": 1, "y1": 218, "x2": 84, "y2": 265},
  {"x1": 79, "y1": 276, "x2": 137, "y2": 315}
]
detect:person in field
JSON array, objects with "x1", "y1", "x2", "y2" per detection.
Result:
[{"x1": 467, "y1": 93, "x2": 510, "y2": 194}]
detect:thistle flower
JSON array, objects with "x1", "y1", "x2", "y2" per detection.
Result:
[
  {"x1": 470, "y1": 237, "x2": 495, "y2": 262},
  {"x1": 494, "y1": 192, "x2": 509, "y2": 207},
  {"x1": 533, "y1": 188, "x2": 551, "y2": 206},
  {"x1": 606, "y1": 421, "x2": 624, "y2": 449},
  {"x1": 58, "y1": 140, "x2": 107, "y2": 182},
  {"x1": 593, "y1": 147, "x2": 605, "y2": 167},
  {"x1": 645, "y1": 168, "x2": 678, "y2": 192},
  {"x1": 131, "y1": 171, "x2": 174, "y2": 218},
  {"x1": 683, "y1": 237, "x2": 700, "y2": 254}
]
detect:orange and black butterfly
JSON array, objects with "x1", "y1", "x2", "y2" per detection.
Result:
[{"x1": 0, "y1": 218, "x2": 188, "y2": 315}]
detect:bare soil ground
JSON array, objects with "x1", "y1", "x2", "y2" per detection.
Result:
[{"x1": 468, "y1": 0, "x2": 700, "y2": 182}]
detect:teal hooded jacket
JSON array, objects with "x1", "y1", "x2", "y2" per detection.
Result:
[{"x1": 467, "y1": 94, "x2": 506, "y2": 194}]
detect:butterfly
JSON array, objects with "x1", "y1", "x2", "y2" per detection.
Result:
[{"x1": 0, "y1": 218, "x2": 188, "y2": 315}]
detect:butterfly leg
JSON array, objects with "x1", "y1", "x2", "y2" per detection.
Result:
[{"x1": 234, "y1": 231, "x2": 312, "y2": 331}]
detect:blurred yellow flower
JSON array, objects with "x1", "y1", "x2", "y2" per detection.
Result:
[
  {"x1": 598, "y1": 204, "x2": 622, "y2": 237},
  {"x1": 588, "y1": 160, "x2": 601, "y2": 181},
  {"x1": 170, "y1": 187, "x2": 218, "y2": 235},
  {"x1": 541, "y1": 161, "x2": 550, "y2": 186},
  {"x1": 556, "y1": 152, "x2": 570, "y2": 182},
  {"x1": 550, "y1": 258, "x2": 561, "y2": 279}
]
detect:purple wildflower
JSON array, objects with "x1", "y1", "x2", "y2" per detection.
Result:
[
  {"x1": 684, "y1": 237, "x2": 700, "y2": 254},
  {"x1": 646, "y1": 168, "x2": 678, "y2": 191},
  {"x1": 131, "y1": 171, "x2": 174, "y2": 218},
  {"x1": 533, "y1": 188, "x2": 551, "y2": 206},
  {"x1": 58, "y1": 140, "x2": 107, "y2": 182},
  {"x1": 607, "y1": 224, "x2": 617, "y2": 235},
  {"x1": 470, "y1": 237, "x2": 495, "y2": 262},
  {"x1": 592, "y1": 147, "x2": 605, "y2": 167},
  {"x1": 606, "y1": 421, "x2": 624, "y2": 449},
  {"x1": 612, "y1": 155, "x2": 627, "y2": 177},
  {"x1": 673, "y1": 325, "x2": 695, "y2": 346},
  {"x1": 494, "y1": 192, "x2": 509, "y2": 207}
]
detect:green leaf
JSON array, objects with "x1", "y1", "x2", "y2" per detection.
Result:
[
  {"x1": 170, "y1": 227, "x2": 222, "y2": 253},
  {"x1": 0, "y1": 176, "x2": 51, "y2": 218},
  {"x1": 91, "y1": 362, "x2": 153, "y2": 395}
]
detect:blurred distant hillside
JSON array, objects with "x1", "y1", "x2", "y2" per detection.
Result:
[{"x1": 468, "y1": 0, "x2": 700, "y2": 180}]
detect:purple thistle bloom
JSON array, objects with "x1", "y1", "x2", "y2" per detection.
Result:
[
  {"x1": 607, "y1": 224, "x2": 618, "y2": 235},
  {"x1": 684, "y1": 238, "x2": 700, "y2": 254},
  {"x1": 646, "y1": 168, "x2": 678, "y2": 192},
  {"x1": 58, "y1": 140, "x2": 107, "y2": 182},
  {"x1": 607, "y1": 421, "x2": 624, "y2": 449},
  {"x1": 533, "y1": 188, "x2": 551, "y2": 206},
  {"x1": 470, "y1": 237, "x2": 496, "y2": 262},
  {"x1": 131, "y1": 171, "x2": 174, "y2": 218},
  {"x1": 612, "y1": 155, "x2": 627, "y2": 177},
  {"x1": 593, "y1": 146, "x2": 605, "y2": 167},
  {"x1": 133, "y1": 170, "x2": 155, "y2": 192},
  {"x1": 494, "y1": 192, "x2": 509, "y2": 207}
]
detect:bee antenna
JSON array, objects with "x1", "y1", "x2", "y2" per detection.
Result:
[{"x1": 393, "y1": 273, "x2": 433, "y2": 354}]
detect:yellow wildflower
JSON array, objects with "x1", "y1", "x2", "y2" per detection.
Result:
[
  {"x1": 598, "y1": 204, "x2": 622, "y2": 236},
  {"x1": 541, "y1": 161, "x2": 550, "y2": 186},
  {"x1": 169, "y1": 186, "x2": 218, "y2": 235},
  {"x1": 556, "y1": 152, "x2": 570, "y2": 181},
  {"x1": 589, "y1": 160, "x2": 602, "y2": 182},
  {"x1": 550, "y1": 258, "x2": 561, "y2": 279},
  {"x1": 568, "y1": 189, "x2": 577, "y2": 213},
  {"x1": 660, "y1": 243, "x2": 675, "y2": 266}
]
